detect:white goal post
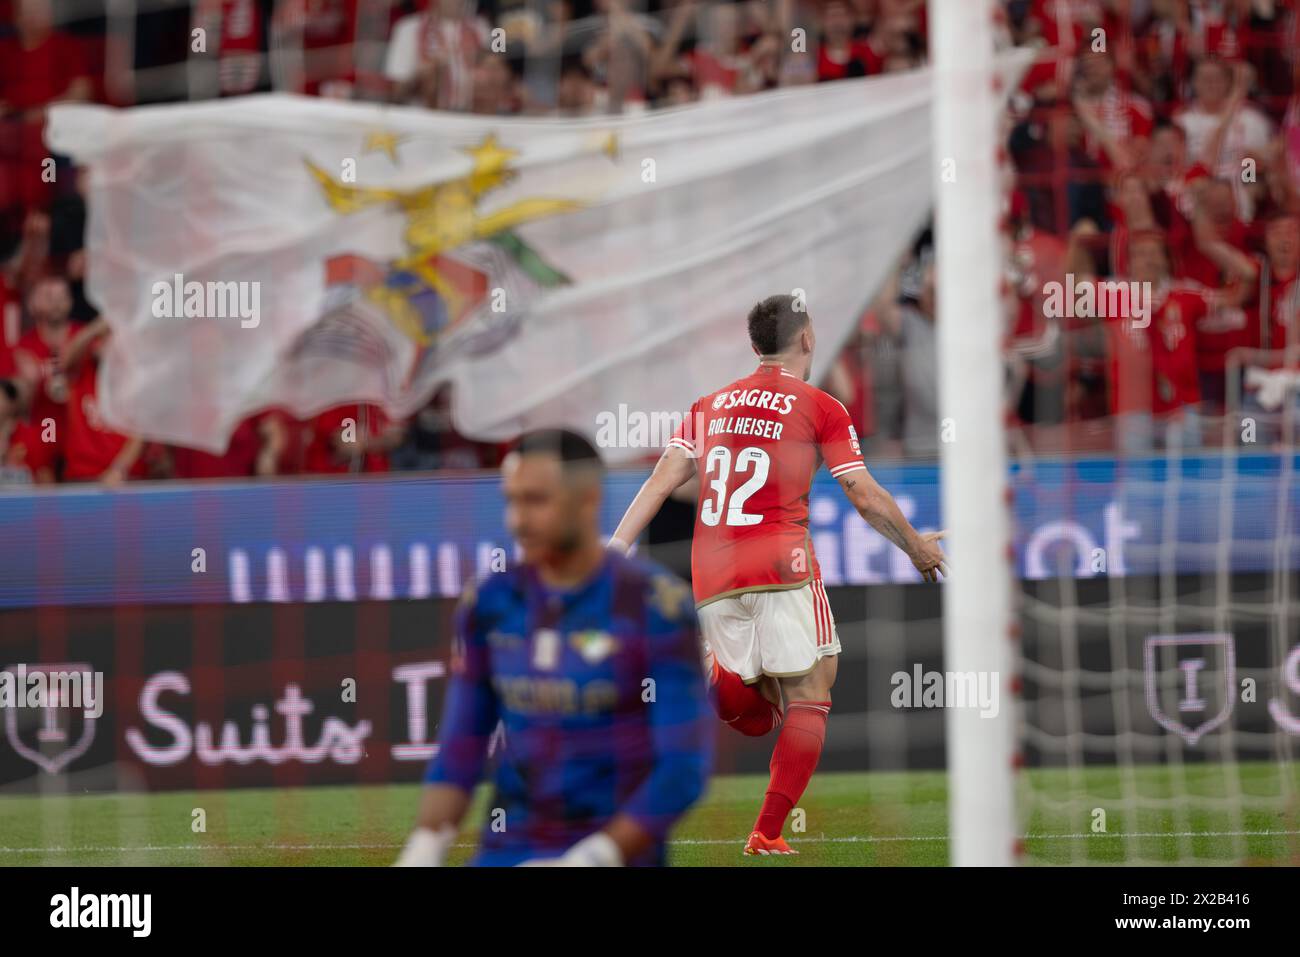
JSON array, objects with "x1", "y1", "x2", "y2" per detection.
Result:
[{"x1": 930, "y1": 0, "x2": 1018, "y2": 866}]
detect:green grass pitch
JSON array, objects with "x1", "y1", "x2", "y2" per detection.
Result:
[{"x1": 2, "y1": 764, "x2": 1298, "y2": 866}]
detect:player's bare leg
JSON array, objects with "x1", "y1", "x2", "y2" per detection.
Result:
[
  {"x1": 757, "y1": 674, "x2": 783, "y2": 710},
  {"x1": 744, "y1": 654, "x2": 837, "y2": 857}
]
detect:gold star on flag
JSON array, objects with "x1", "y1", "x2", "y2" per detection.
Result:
[
  {"x1": 462, "y1": 133, "x2": 519, "y2": 175},
  {"x1": 362, "y1": 130, "x2": 406, "y2": 163}
]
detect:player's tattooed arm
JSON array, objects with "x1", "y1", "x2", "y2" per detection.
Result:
[
  {"x1": 610, "y1": 445, "x2": 697, "y2": 551},
  {"x1": 837, "y1": 469, "x2": 947, "y2": 581}
]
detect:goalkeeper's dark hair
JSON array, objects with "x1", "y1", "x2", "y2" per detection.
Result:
[
  {"x1": 747, "y1": 294, "x2": 809, "y2": 356},
  {"x1": 511, "y1": 428, "x2": 605, "y2": 478}
]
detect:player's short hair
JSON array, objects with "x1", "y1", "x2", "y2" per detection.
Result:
[
  {"x1": 747, "y1": 294, "x2": 809, "y2": 356},
  {"x1": 511, "y1": 428, "x2": 605, "y2": 477}
]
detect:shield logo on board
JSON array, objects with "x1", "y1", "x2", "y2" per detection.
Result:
[
  {"x1": 1143, "y1": 634, "x2": 1235, "y2": 746},
  {"x1": 2, "y1": 662, "x2": 98, "y2": 775}
]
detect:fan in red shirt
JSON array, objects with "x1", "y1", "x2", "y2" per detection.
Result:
[
  {"x1": 0, "y1": 376, "x2": 54, "y2": 484},
  {"x1": 274, "y1": 0, "x2": 395, "y2": 98},
  {"x1": 0, "y1": 0, "x2": 94, "y2": 115},
  {"x1": 610, "y1": 294, "x2": 945, "y2": 856},
  {"x1": 57, "y1": 318, "x2": 144, "y2": 484},
  {"x1": 1186, "y1": 211, "x2": 1300, "y2": 356},
  {"x1": 170, "y1": 412, "x2": 288, "y2": 479},
  {"x1": 1108, "y1": 124, "x2": 1210, "y2": 277},
  {"x1": 192, "y1": 0, "x2": 266, "y2": 98},
  {"x1": 303, "y1": 403, "x2": 404, "y2": 474},
  {"x1": 1259, "y1": 213, "x2": 1300, "y2": 351},
  {"x1": 1182, "y1": 177, "x2": 1268, "y2": 409},
  {"x1": 12, "y1": 275, "x2": 83, "y2": 474},
  {"x1": 1122, "y1": 232, "x2": 1207, "y2": 444},
  {"x1": 1071, "y1": 49, "x2": 1155, "y2": 171},
  {"x1": 815, "y1": 0, "x2": 880, "y2": 82},
  {"x1": 0, "y1": 0, "x2": 95, "y2": 210}
]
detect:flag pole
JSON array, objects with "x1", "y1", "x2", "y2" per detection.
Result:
[{"x1": 929, "y1": 0, "x2": 1017, "y2": 866}]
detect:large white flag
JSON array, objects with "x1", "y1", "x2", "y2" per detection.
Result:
[{"x1": 47, "y1": 60, "x2": 1025, "y2": 459}]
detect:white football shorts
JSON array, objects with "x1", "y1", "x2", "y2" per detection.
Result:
[{"x1": 696, "y1": 581, "x2": 840, "y2": 683}]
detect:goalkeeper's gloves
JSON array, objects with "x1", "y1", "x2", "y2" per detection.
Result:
[
  {"x1": 393, "y1": 825, "x2": 457, "y2": 867},
  {"x1": 517, "y1": 831, "x2": 624, "y2": 867}
]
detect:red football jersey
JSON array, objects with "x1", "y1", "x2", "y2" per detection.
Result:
[
  {"x1": 64, "y1": 360, "x2": 140, "y2": 481},
  {"x1": 304, "y1": 404, "x2": 392, "y2": 474},
  {"x1": 14, "y1": 322, "x2": 81, "y2": 449},
  {"x1": 1, "y1": 420, "x2": 54, "y2": 482},
  {"x1": 1151, "y1": 284, "x2": 1207, "y2": 416},
  {"x1": 671, "y1": 363, "x2": 865, "y2": 605}
]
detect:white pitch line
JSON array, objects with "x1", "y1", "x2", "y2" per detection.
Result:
[{"x1": 3, "y1": 829, "x2": 1300, "y2": 854}]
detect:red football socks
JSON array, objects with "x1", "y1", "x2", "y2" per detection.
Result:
[
  {"x1": 755, "y1": 700, "x2": 831, "y2": 839},
  {"x1": 708, "y1": 659, "x2": 782, "y2": 737}
]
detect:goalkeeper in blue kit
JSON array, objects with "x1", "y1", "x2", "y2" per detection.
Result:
[{"x1": 396, "y1": 429, "x2": 713, "y2": 866}]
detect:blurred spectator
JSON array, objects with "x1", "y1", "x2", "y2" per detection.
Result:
[
  {"x1": 12, "y1": 274, "x2": 83, "y2": 474},
  {"x1": 470, "y1": 48, "x2": 525, "y2": 114},
  {"x1": 57, "y1": 318, "x2": 146, "y2": 484},
  {"x1": 191, "y1": 0, "x2": 267, "y2": 98},
  {"x1": 0, "y1": 0, "x2": 96, "y2": 215},
  {"x1": 892, "y1": 253, "x2": 939, "y2": 457},
  {"x1": 169, "y1": 412, "x2": 289, "y2": 479},
  {"x1": 0, "y1": 376, "x2": 53, "y2": 483},
  {"x1": 303, "y1": 403, "x2": 406, "y2": 474},
  {"x1": 1261, "y1": 212, "x2": 1300, "y2": 350},
  {"x1": 582, "y1": 0, "x2": 656, "y2": 111},
  {"x1": 816, "y1": 0, "x2": 878, "y2": 81},
  {"x1": 272, "y1": 0, "x2": 396, "y2": 99},
  {"x1": 1071, "y1": 48, "x2": 1154, "y2": 172},
  {"x1": 391, "y1": 388, "x2": 497, "y2": 470},
  {"x1": 1175, "y1": 58, "x2": 1273, "y2": 204},
  {"x1": 0, "y1": 0, "x2": 95, "y2": 120},
  {"x1": 1240, "y1": 213, "x2": 1300, "y2": 443},
  {"x1": 556, "y1": 54, "x2": 603, "y2": 114},
  {"x1": 1132, "y1": 0, "x2": 1195, "y2": 114},
  {"x1": 1113, "y1": 231, "x2": 1208, "y2": 451},
  {"x1": 386, "y1": 0, "x2": 491, "y2": 110}
]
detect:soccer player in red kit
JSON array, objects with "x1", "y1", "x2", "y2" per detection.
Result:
[{"x1": 610, "y1": 294, "x2": 946, "y2": 856}]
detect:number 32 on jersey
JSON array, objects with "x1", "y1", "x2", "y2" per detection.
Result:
[{"x1": 700, "y1": 445, "x2": 769, "y2": 527}]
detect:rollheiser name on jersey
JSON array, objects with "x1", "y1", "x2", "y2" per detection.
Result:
[{"x1": 669, "y1": 363, "x2": 866, "y2": 606}]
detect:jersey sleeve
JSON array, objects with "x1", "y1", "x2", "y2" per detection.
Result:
[
  {"x1": 815, "y1": 392, "x2": 866, "y2": 481},
  {"x1": 618, "y1": 572, "x2": 713, "y2": 841},
  {"x1": 423, "y1": 581, "x2": 499, "y2": 790},
  {"x1": 666, "y1": 398, "x2": 703, "y2": 458}
]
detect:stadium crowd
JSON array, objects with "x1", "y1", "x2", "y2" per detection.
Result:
[{"x1": 1, "y1": 0, "x2": 1299, "y2": 483}]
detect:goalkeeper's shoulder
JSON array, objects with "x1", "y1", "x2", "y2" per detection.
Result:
[
  {"x1": 609, "y1": 551, "x2": 696, "y2": 630},
  {"x1": 454, "y1": 560, "x2": 528, "y2": 621}
]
